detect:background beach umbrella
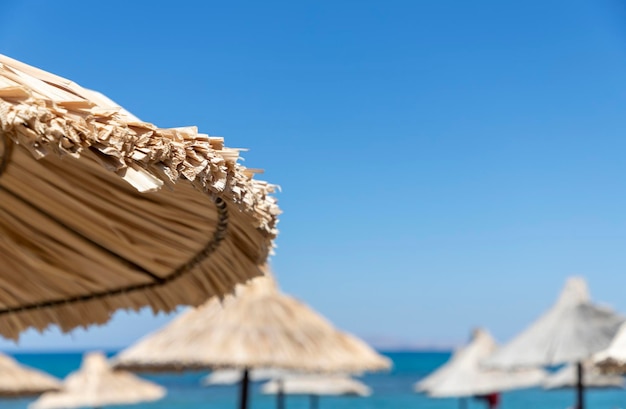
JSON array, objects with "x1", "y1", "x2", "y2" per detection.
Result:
[
  {"x1": 113, "y1": 272, "x2": 391, "y2": 409},
  {"x1": 415, "y1": 328, "x2": 545, "y2": 408},
  {"x1": 484, "y1": 277, "x2": 624, "y2": 409},
  {"x1": 0, "y1": 54, "x2": 279, "y2": 340},
  {"x1": 262, "y1": 374, "x2": 371, "y2": 409},
  {"x1": 0, "y1": 352, "x2": 60, "y2": 397},
  {"x1": 543, "y1": 362, "x2": 623, "y2": 390},
  {"x1": 202, "y1": 368, "x2": 289, "y2": 386},
  {"x1": 593, "y1": 321, "x2": 626, "y2": 374},
  {"x1": 29, "y1": 352, "x2": 165, "y2": 409},
  {"x1": 414, "y1": 347, "x2": 457, "y2": 394}
]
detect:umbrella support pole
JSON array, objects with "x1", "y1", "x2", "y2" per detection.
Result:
[
  {"x1": 576, "y1": 361, "x2": 584, "y2": 409},
  {"x1": 310, "y1": 394, "x2": 319, "y2": 409},
  {"x1": 239, "y1": 368, "x2": 250, "y2": 409},
  {"x1": 460, "y1": 397, "x2": 467, "y2": 409},
  {"x1": 277, "y1": 378, "x2": 285, "y2": 409}
]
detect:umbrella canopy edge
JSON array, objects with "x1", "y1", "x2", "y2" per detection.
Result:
[{"x1": 0, "y1": 54, "x2": 280, "y2": 339}]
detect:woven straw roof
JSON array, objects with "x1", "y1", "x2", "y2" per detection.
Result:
[
  {"x1": 113, "y1": 273, "x2": 391, "y2": 373},
  {"x1": 593, "y1": 322, "x2": 626, "y2": 374},
  {"x1": 29, "y1": 352, "x2": 165, "y2": 409},
  {"x1": 0, "y1": 54, "x2": 280, "y2": 339},
  {"x1": 543, "y1": 361, "x2": 623, "y2": 389},
  {"x1": 262, "y1": 375, "x2": 371, "y2": 397},
  {"x1": 415, "y1": 328, "x2": 546, "y2": 398},
  {"x1": 0, "y1": 353, "x2": 60, "y2": 397},
  {"x1": 485, "y1": 277, "x2": 624, "y2": 368}
]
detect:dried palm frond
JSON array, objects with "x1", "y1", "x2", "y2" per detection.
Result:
[{"x1": 0, "y1": 54, "x2": 280, "y2": 339}]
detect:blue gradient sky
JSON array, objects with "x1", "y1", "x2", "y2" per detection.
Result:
[{"x1": 1, "y1": 0, "x2": 626, "y2": 350}]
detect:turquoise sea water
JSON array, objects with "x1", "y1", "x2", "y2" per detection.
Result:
[{"x1": 3, "y1": 351, "x2": 626, "y2": 409}]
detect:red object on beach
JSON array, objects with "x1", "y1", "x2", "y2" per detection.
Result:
[
  {"x1": 475, "y1": 393, "x2": 500, "y2": 409},
  {"x1": 485, "y1": 393, "x2": 500, "y2": 409}
]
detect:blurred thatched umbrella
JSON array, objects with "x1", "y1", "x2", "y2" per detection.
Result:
[
  {"x1": 113, "y1": 272, "x2": 391, "y2": 409},
  {"x1": 262, "y1": 374, "x2": 371, "y2": 409},
  {"x1": 0, "y1": 353, "x2": 60, "y2": 397},
  {"x1": 0, "y1": 54, "x2": 279, "y2": 340},
  {"x1": 29, "y1": 352, "x2": 164, "y2": 409},
  {"x1": 543, "y1": 361, "x2": 623, "y2": 390},
  {"x1": 484, "y1": 277, "x2": 624, "y2": 409},
  {"x1": 415, "y1": 328, "x2": 545, "y2": 408},
  {"x1": 202, "y1": 368, "x2": 289, "y2": 386},
  {"x1": 593, "y1": 322, "x2": 626, "y2": 374}
]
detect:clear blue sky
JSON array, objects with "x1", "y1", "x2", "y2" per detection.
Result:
[{"x1": 1, "y1": 0, "x2": 626, "y2": 350}]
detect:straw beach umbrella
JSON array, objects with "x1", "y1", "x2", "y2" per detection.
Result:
[
  {"x1": 485, "y1": 277, "x2": 624, "y2": 409},
  {"x1": 0, "y1": 54, "x2": 279, "y2": 340},
  {"x1": 593, "y1": 322, "x2": 626, "y2": 374},
  {"x1": 29, "y1": 352, "x2": 165, "y2": 409},
  {"x1": 113, "y1": 272, "x2": 391, "y2": 409},
  {"x1": 0, "y1": 353, "x2": 60, "y2": 397},
  {"x1": 262, "y1": 374, "x2": 371, "y2": 409},
  {"x1": 415, "y1": 328, "x2": 545, "y2": 408},
  {"x1": 543, "y1": 362, "x2": 623, "y2": 390},
  {"x1": 202, "y1": 368, "x2": 288, "y2": 386}
]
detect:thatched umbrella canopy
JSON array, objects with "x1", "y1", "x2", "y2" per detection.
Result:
[
  {"x1": 593, "y1": 322, "x2": 626, "y2": 374},
  {"x1": 0, "y1": 54, "x2": 279, "y2": 340},
  {"x1": 113, "y1": 273, "x2": 390, "y2": 409},
  {"x1": 113, "y1": 274, "x2": 390, "y2": 372},
  {"x1": 0, "y1": 352, "x2": 60, "y2": 397},
  {"x1": 543, "y1": 362, "x2": 623, "y2": 390},
  {"x1": 202, "y1": 368, "x2": 289, "y2": 386},
  {"x1": 29, "y1": 352, "x2": 165, "y2": 409},
  {"x1": 262, "y1": 374, "x2": 370, "y2": 396},
  {"x1": 262, "y1": 375, "x2": 370, "y2": 409},
  {"x1": 415, "y1": 328, "x2": 545, "y2": 405},
  {"x1": 484, "y1": 277, "x2": 624, "y2": 409}
]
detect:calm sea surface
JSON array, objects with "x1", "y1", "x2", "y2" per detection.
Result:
[{"x1": 3, "y1": 351, "x2": 626, "y2": 409}]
